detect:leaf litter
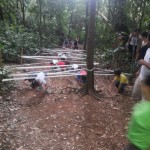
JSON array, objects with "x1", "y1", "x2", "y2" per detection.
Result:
[{"x1": 0, "y1": 76, "x2": 135, "y2": 150}]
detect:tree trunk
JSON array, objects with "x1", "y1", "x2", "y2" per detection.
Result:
[
  {"x1": 83, "y1": 0, "x2": 89, "y2": 50},
  {"x1": 115, "y1": 0, "x2": 128, "y2": 32},
  {"x1": 22, "y1": 0, "x2": 25, "y2": 26},
  {"x1": 68, "y1": 11, "x2": 73, "y2": 40},
  {"x1": 0, "y1": 4, "x2": 4, "y2": 21},
  {"x1": 39, "y1": 0, "x2": 42, "y2": 49},
  {"x1": 139, "y1": 0, "x2": 146, "y2": 28},
  {"x1": 85, "y1": 0, "x2": 96, "y2": 94},
  {"x1": 20, "y1": 0, "x2": 25, "y2": 26}
]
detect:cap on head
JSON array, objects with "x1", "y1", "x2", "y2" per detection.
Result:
[
  {"x1": 80, "y1": 70, "x2": 87, "y2": 75},
  {"x1": 72, "y1": 64, "x2": 78, "y2": 69},
  {"x1": 52, "y1": 60, "x2": 58, "y2": 65}
]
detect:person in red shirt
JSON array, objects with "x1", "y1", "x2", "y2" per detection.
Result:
[{"x1": 57, "y1": 61, "x2": 66, "y2": 71}]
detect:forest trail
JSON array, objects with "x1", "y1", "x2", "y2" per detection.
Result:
[{"x1": 0, "y1": 76, "x2": 135, "y2": 150}]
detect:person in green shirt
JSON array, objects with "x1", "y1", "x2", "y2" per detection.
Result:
[{"x1": 124, "y1": 74, "x2": 150, "y2": 150}]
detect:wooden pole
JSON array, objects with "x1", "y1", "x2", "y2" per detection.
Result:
[
  {"x1": 0, "y1": 49, "x2": 3, "y2": 87},
  {"x1": 2, "y1": 73, "x2": 132, "y2": 82},
  {"x1": 0, "y1": 49, "x2": 3, "y2": 68},
  {"x1": 15, "y1": 63, "x2": 99, "y2": 70},
  {"x1": 21, "y1": 48, "x2": 23, "y2": 65}
]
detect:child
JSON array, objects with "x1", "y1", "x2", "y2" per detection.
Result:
[
  {"x1": 76, "y1": 70, "x2": 87, "y2": 86},
  {"x1": 31, "y1": 72, "x2": 47, "y2": 94},
  {"x1": 110, "y1": 69, "x2": 128, "y2": 94},
  {"x1": 124, "y1": 75, "x2": 150, "y2": 150}
]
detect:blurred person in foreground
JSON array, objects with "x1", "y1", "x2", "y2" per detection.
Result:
[
  {"x1": 124, "y1": 74, "x2": 150, "y2": 150},
  {"x1": 132, "y1": 32, "x2": 150, "y2": 101}
]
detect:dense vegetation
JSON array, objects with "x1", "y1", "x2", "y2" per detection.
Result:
[{"x1": 0, "y1": 0, "x2": 150, "y2": 64}]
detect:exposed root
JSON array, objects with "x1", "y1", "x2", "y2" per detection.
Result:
[{"x1": 74, "y1": 87, "x2": 104, "y2": 100}]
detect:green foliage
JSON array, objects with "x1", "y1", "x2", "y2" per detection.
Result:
[
  {"x1": 0, "y1": 68, "x2": 10, "y2": 89},
  {"x1": 0, "y1": 22, "x2": 38, "y2": 62},
  {"x1": 0, "y1": 0, "x2": 149, "y2": 67},
  {"x1": 99, "y1": 46, "x2": 138, "y2": 73}
]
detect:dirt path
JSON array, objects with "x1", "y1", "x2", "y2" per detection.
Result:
[{"x1": 0, "y1": 76, "x2": 134, "y2": 150}]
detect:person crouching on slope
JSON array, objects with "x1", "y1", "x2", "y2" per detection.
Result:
[
  {"x1": 110, "y1": 69, "x2": 128, "y2": 94},
  {"x1": 124, "y1": 74, "x2": 150, "y2": 150},
  {"x1": 31, "y1": 72, "x2": 48, "y2": 95},
  {"x1": 76, "y1": 69, "x2": 87, "y2": 86}
]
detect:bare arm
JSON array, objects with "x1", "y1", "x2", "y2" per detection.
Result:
[
  {"x1": 109, "y1": 80, "x2": 115, "y2": 91},
  {"x1": 139, "y1": 59, "x2": 150, "y2": 70}
]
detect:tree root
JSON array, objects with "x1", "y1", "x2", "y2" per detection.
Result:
[{"x1": 75, "y1": 87, "x2": 104, "y2": 100}]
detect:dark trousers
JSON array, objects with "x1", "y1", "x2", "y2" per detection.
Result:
[
  {"x1": 128, "y1": 44, "x2": 137, "y2": 60},
  {"x1": 124, "y1": 143, "x2": 140, "y2": 150},
  {"x1": 115, "y1": 81, "x2": 127, "y2": 93}
]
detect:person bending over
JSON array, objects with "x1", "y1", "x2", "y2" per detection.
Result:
[
  {"x1": 110, "y1": 69, "x2": 128, "y2": 94},
  {"x1": 31, "y1": 72, "x2": 47, "y2": 95},
  {"x1": 124, "y1": 75, "x2": 150, "y2": 150},
  {"x1": 23, "y1": 69, "x2": 35, "y2": 86},
  {"x1": 76, "y1": 70, "x2": 87, "y2": 86}
]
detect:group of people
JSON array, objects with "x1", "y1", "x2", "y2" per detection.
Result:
[
  {"x1": 63, "y1": 37, "x2": 79, "y2": 49},
  {"x1": 126, "y1": 29, "x2": 149, "y2": 62},
  {"x1": 110, "y1": 31, "x2": 150, "y2": 150},
  {"x1": 23, "y1": 29, "x2": 150, "y2": 149},
  {"x1": 24, "y1": 62, "x2": 87, "y2": 96}
]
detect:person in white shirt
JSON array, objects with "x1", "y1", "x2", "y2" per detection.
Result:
[
  {"x1": 31, "y1": 72, "x2": 47, "y2": 94},
  {"x1": 132, "y1": 32, "x2": 150, "y2": 100},
  {"x1": 127, "y1": 29, "x2": 140, "y2": 61}
]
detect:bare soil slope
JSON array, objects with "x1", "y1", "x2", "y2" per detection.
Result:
[{"x1": 0, "y1": 76, "x2": 134, "y2": 150}]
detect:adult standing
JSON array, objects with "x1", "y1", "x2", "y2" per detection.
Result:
[
  {"x1": 74, "y1": 37, "x2": 79, "y2": 49},
  {"x1": 127, "y1": 29, "x2": 140, "y2": 61},
  {"x1": 132, "y1": 32, "x2": 150, "y2": 101},
  {"x1": 136, "y1": 31, "x2": 148, "y2": 60}
]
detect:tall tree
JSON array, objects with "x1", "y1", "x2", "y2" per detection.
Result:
[
  {"x1": 0, "y1": 4, "x2": 4, "y2": 21},
  {"x1": 19, "y1": 0, "x2": 25, "y2": 26},
  {"x1": 85, "y1": 0, "x2": 100, "y2": 99},
  {"x1": 108, "y1": 0, "x2": 128, "y2": 32},
  {"x1": 83, "y1": 0, "x2": 89, "y2": 50},
  {"x1": 38, "y1": 0, "x2": 42, "y2": 48}
]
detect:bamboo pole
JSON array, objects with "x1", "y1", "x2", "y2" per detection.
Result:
[
  {"x1": 3, "y1": 72, "x2": 132, "y2": 82},
  {"x1": 9, "y1": 69, "x2": 81, "y2": 77},
  {"x1": 0, "y1": 49, "x2": 3, "y2": 68},
  {"x1": 20, "y1": 48, "x2": 23, "y2": 65},
  {"x1": 15, "y1": 63, "x2": 99, "y2": 70},
  {"x1": 20, "y1": 57, "x2": 85, "y2": 61},
  {"x1": 3, "y1": 73, "x2": 132, "y2": 82},
  {"x1": 4, "y1": 60, "x2": 87, "y2": 68},
  {"x1": 21, "y1": 55, "x2": 86, "y2": 60}
]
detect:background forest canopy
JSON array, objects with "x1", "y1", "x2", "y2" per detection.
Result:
[{"x1": 0, "y1": 0, "x2": 150, "y2": 63}]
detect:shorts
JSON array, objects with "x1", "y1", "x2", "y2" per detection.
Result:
[
  {"x1": 115, "y1": 81, "x2": 127, "y2": 93},
  {"x1": 76, "y1": 75, "x2": 86, "y2": 84}
]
